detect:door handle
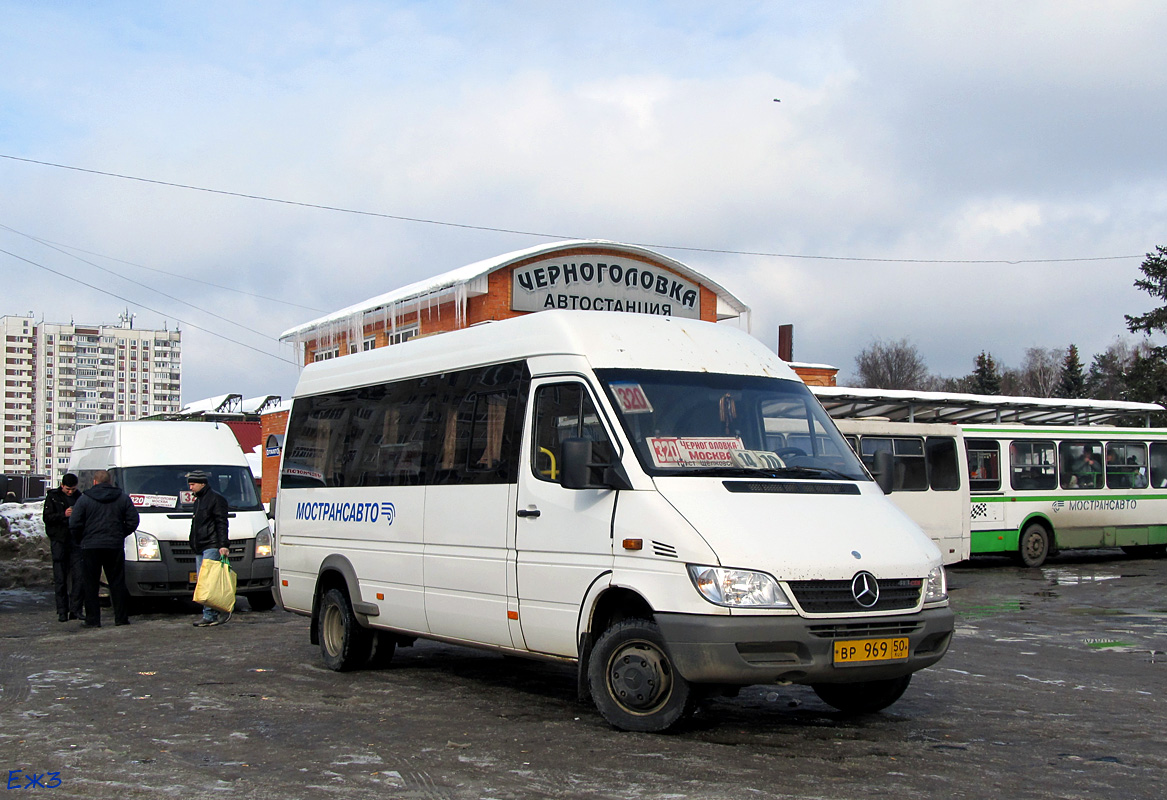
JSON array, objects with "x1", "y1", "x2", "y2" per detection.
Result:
[{"x1": 516, "y1": 508, "x2": 541, "y2": 518}]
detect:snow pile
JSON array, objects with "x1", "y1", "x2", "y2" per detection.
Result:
[{"x1": 0, "y1": 501, "x2": 51, "y2": 588}]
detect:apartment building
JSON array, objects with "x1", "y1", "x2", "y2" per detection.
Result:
[{"x1": 1, "y1": 313, "x2": 182, "y2": 479}]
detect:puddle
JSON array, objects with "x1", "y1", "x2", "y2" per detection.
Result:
[{"x1": 1041, "y1": 568, "x2": 1122, "y2": 586}]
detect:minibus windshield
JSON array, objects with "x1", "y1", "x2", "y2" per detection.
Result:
[
  {"x1": 112, "y1": 465, "x2": 262, "y2": 513},
  {"x1": 596, "y1": 369, "x2": 868, "y2": 480}
]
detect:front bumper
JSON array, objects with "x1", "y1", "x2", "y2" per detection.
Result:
[
  {"x1": 655, "y1": 606, "x2": 954, "y2": 685},
  {"x1": 125, "y1": 540, "x2": 274, "y2": 597}
]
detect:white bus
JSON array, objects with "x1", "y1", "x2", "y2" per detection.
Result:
[
  {"x1": 68, "y1": 421, "x2": 276, "y2": 608},
  {"x1": 273, "y1": 310, "x2": 953, "y2": 732},
  {"x1": 833, "y1": 419, "x2": 970, "y2": 565},
  {"x1": 962, "y1": 424, "x2": 1167, "y2": 566}
]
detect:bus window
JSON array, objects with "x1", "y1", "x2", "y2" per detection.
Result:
[
  {"x1": 1059, "y1": 441, "x2": 1103, "y2": 490},
  {"x1": 1010, "y1": 440, "x2": 1056, "y2": 491},
  {"x1": 966, "y1": 439, "x2": 1000, "y2": 491},
  {"x1": 1106, "y1": 442, "x2": 1147, "y2": 489},
  {"x1": 1150, "y1": 443, "x2": 1167, "y2": 488},
  {"x1": 860, "y1": 437, "x2": 927, "y2": 491},
  {"x1": 925, "y1": 436, "x2": 960, "y2": 491}
]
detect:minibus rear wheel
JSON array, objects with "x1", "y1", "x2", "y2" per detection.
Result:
[
  {"x1": 812, "y1": 674, "x2": 912, "y2": 715},
  {"x1": 588, "y1": 619, "x2": 695, "y2": 732},
  {"x1": 318, "y1": 588, "x2": 373, "y2": 671}
]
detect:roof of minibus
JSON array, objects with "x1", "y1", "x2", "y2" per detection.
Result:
[
  {"x1": 70, "y1": 421, "x2": 249, "y2": 466},
  {"x1": 292, "y1": 311, "x2": 798, "y2": 398}
]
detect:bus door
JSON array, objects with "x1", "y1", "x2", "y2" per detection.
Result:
[{"x1": 514, "y1": 379, "x2": 617, "y2": 657}]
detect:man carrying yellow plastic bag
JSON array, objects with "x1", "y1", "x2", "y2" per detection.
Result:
[{"x1": 187, "y1": 470, "x2": 234, "y2": 626}]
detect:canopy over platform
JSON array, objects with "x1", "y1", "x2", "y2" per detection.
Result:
[{"x1": 811, "y1": 386, "x2": 1164, "y2": 427}]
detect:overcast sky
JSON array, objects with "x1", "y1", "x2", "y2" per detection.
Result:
[{"x1": 2, "y1": 1, "x2": 1166, "y2": 404}]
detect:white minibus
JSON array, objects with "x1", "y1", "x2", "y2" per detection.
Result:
[
  {"x1": 68, "y1": 421, "x2": 276, "y2": 609},
  {"x1": 273, "y1": 311, "x2": 952, "y2": 731},
  {"x1": 833, "y1": 419, "x2": 971, "y2": 565},
  {"x1": 963, "y1": 424, "x2": 1167, "y2": 566}
]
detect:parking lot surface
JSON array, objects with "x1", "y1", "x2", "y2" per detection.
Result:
[{"x1": 1, "y1": 551, "x2": 1163, "y2": 799}]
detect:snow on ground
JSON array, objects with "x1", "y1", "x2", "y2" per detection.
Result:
[
  {"x1": 0, "y1": 501, "x2": 51, "y2": 588},
  {"x1": 0, "y1": 501, "x2": 46, "y2": 539}
]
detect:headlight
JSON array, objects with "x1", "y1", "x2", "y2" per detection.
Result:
[
  {"x1": 687, "y1": 565, "x2": 792, "y2": 608},
  {"x1": 924, "y1": 565, "x2": 947, "y2": 603},
  {"x1": 254, "y1": 527, "x2": 273, "y2": 559},
  {"x1": 136, "y1": 532, "x2": 161, "y2": 561}
]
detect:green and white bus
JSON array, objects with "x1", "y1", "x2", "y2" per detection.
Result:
[{"x1": 963, "y1": 424, "x2": 1167, "y2": 566}]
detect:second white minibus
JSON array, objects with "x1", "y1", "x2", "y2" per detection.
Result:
[
  {"x1": 273, "y1": 311, "x2": 953, "y2": 731},
  {"x1": 68, "y1": 421, "x2": 276, "y2": 609}
]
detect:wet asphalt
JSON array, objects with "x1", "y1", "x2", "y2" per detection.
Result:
[{"x1": 0, "y1": 550, "x2": 1163, "y2": 799}]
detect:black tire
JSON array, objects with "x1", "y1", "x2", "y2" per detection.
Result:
[
  {"x1": 367, "y1": 631, "x2": 397, "y2": 668},
  {"x1": 1121, "y1": 544, "x2": 1167, "y2": 559},
  {"x1": 317, "y1": 588, "x2": 373, "y2": 671},
  {"x1": 587, "y1": 619, "x2": 694, "y2": 732},
  {"x1": 1015, "y1": 522, "x2": 1051, "y2": 567},
  {"x1": 812, "y1": 674, "x2": 912, "y2": 715},
  {"x1": 245, "y1": 590, "x2": 277, "y2": 612}
]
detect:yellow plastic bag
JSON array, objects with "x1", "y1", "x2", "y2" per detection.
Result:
[{"x1": 193, "y1": 555, "x2": 237, "y2": 612}]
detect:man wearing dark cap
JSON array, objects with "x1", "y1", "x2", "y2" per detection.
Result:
[
  {"x1": 187, "y1": 470, "x2": 232, "y2": 626},
  {"x1": 43, "y1": 473, "x2": 83, "y2": 622},
  {"x1": 70, "y1": 470, "x2": 140, "y2": 628}
]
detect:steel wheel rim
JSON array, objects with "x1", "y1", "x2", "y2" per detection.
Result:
[
  {"x1": 605, "y1": 638, "x2": 673, "y2": 716},
  {"x1": 322, "y1": 603, "x2": 344, "y2": 657},
  {"x1": 1023, "y1": 530, "x2": 1045, "y2": 562}
]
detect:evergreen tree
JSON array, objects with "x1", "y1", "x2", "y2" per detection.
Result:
[
  {"x1": 1056, "y1": 344, "x2": 1085, "y2": 398},
  {"x1": 970, "y1": 351, "x2": 1001, "y2": 395},
  {"x1": 1125, "y1": 245, "x2": 1167, "y2": 336}
]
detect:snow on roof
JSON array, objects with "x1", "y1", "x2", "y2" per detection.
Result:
[
  {"x1": 181, "y1": 394, "x2": 240, "y2": 413},
  {"x1": 278, "y1": 239, "x2": 749, "y2": 343},
  {"x1": 240, "y1": 395, "x2": 282, "y2": 414}
]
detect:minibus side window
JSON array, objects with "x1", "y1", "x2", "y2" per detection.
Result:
[
  {"x1": 926, "y1": 436, "x2": 960, "y2": 491},
  {"x1": 532, "y1": 383, "x2": 613, "y2": 484},
  {"x1": 432, "y1": 362, "x2": 528, "y2": 485},
  {"x1": 966, "y1": 439, "x2": 1000, "y2": 491},
  {"x1": 1105, "y1": 442, "x2": 1147, "y2": 489},
  {"x1": 1059, "y1": 440, "x2": 1104, "y2": 489},
  {"x1": 1150, "y1": 443, "x2": 1167, "y2": 488},
  {"x1": 1009, "y1": 440, "x2": 1056, "y2": 491}
]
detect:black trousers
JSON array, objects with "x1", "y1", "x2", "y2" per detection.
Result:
[
  {"x1": 81, "y1": 548, "x2": 130, "y2": 625},
  {"x1": 50, "y1": 537, "x2": 85, "y2": 617}
]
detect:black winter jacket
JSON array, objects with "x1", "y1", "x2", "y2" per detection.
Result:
[
  {"x1": 69, "y1": 483, "x2": 140, "y2": 550},
  {"x1": 42, "y1": 487, "x2": 79, "y2": 543},
  {"x1": 189, "y1": 485, "x2": 230, "y2": 553}
]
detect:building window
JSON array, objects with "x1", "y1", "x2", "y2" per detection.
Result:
[{"x1": 388, "y1": 326, "x2": 418, "y2": 345}]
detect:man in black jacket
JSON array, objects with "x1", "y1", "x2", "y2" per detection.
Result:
[
  {"x1": 43, "y1": 473, "x2": 83, "y2": 622},
  {"x1": 187, "y1": 470, "x2": 232, "y2": 626},
  {"x1": 69, "y1": 470, "x2": 140, "y2": 628}
]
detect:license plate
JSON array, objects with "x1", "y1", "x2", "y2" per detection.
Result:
[
  {"x1": 833, "y1": 637, "x2": 909, "y2": 666},
  {"x1": 189, "y1": 571, "x2": 198, "y2": 585}
]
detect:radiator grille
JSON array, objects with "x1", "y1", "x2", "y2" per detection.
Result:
[{"x1": 786, "y1": 578, "x2": 922, "y2": 613}]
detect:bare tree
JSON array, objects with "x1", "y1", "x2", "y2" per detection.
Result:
[
  {"x1": 1016, "y1": 347, "x2": 1063, "y2": 397},
  {"x1": 853, "y1": 338, "x2": 930, "y2": 390}
]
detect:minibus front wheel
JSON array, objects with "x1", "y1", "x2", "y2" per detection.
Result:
[
  {"x1": 812, "y1": 674, "x2": 912, "y2": 715},
  {"x1": 588, "y1": 619, "x2": 695, "y2": 732},
  {"x1": 318, "y1": 588, "x2": 373, "y2": 671}
]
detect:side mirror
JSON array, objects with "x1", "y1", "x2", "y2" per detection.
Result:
[
  {"x1": 561, "y1": 438, "x2": 632, "y2": 491},
  {"x1": 872, "y1": 450, "x2": 895, "y2": 495}
]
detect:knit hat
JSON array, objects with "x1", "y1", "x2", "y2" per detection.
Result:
[{"x1": 185, "y1": 470, "x2": 210, "y2": 484}]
